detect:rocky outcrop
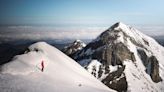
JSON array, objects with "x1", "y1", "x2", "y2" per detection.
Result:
[
  {"x1": 91, "y1": 42, "x2": 135, "y2": 66},
  {"x1": 137, "y1": 49, "x2": 149, "y2": 66},
  {"x1": 137, "y1": 49, "x2": 162, "y2": 83},
  {"x1": 62, "y1": 40, "x2": 86, "y2": 56},
  {"x1": 102, "y1": 65, "x2": 127, "y2": 92},
  {"x1": 148, "y1": 56, "x2": 162, "y2": 82}
]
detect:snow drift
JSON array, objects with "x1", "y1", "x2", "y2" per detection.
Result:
[{"x1": 0, "y1": 42, "x2": 114, "y2": 92}]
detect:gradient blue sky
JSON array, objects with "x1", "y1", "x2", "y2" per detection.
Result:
[{"x1": 0, "y1": 0, "x2": 164, "y2": 26}]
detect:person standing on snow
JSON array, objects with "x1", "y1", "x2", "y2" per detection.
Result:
[{"x1": 41, "y1": 60, "x2": 44, "y2": 72}]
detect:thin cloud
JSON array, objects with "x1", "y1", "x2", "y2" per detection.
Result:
[
  {"x1": 0, "y1": 25, "x2": 164, "y2": 42},
  {"x1": 0, "y1": 26, "x2": 106, "y2": 42}
]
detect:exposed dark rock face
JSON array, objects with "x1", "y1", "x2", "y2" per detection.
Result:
[
  {"x1": 137, "y1": 49, "x2": 162, "y2": 83},
  {"x1": 85, "y1": 40, "x2": 104, "y2": 50},
  {"x1": 142, "y1": 38, "x2": 149, "y2": 46},
  {"x1": 98, "y1": 65, "x2": 103, "y2": 78},
  {"x1": 148, "y1": 56, "x2": 162, "y2": 82},
  {"x1": 91, "y1": 42, "x2": 135, "y2": 66},
  {"x1": 102, "y1": 65, "x2": 127, "y2": 92},
  {"x1": 137, "y1": 49, "x2": 149, "y2": 66}
]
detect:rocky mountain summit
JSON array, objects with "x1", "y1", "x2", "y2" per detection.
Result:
[
  {"x1": 72, "y1": 22, "x2": 164, "y2": 92},
  {"x1": 62, "y1": 40, "x2": 86, "y2": 56}
]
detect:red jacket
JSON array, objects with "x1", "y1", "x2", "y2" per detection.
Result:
[{"x1": 41, "y1": 61, "x2": 44, "y2": 68}]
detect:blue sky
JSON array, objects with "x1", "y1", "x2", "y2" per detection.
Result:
[{"x1": 0, "y1": 0, "x2": 164, "y2": 26}]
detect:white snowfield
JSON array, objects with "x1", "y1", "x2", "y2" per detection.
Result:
[{"x1": 0, "y1": 42, "x2": 115, "y2": 92}]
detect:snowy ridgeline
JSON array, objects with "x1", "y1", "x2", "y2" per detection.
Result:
[{"x1": 0, "y1": 42, "x2": 115, "y2": 92}]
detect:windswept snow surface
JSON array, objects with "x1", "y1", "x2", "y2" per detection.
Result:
[{"x1": 0, "y1": 42, "x2": 114, "y2": 92}]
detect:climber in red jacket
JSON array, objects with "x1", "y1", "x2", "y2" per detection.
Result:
[{"x1": 41, "y1": 60, "x2": 44, "y2": 72}]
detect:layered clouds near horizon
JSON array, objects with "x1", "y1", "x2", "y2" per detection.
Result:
[
  {"x1": 0, "y1": 26, "x2": 106, "y2": 42},
  {"x1": 0, "y1": 25, "x2": 164, "y2": 42}
]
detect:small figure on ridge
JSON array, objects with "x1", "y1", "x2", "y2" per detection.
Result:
[{"x1": 41, "y1": 60, "x2": 44, "y2": 72}]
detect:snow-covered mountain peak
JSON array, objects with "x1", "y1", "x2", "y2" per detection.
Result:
[
  {"x1": 110, "y1": 22, "x2": 127, "y2": 30},
  {"x1": 96, "y1": 22, "x2": 131, "y2": 43},
  {"x1": 72, "y1": 22, "x2": 164, "y2": 92},
  {"x1": 73, "y1": 39, "x2": 86, "y2": 47},
  {"x1": 95, "y1": 22, "x2": 161, "y2": 51},
  {"x1": 105, "y1": 22, "x2": 132, "y2": 36}
]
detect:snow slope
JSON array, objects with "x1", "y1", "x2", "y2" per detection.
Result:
[{"x1": 0, "y1": 42, "x2": 114, "y2": 92}]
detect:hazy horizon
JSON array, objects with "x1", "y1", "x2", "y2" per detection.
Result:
[
  {"x1": 0, "y1": 23, "x2": 164, "y2": 43},
  {"x1": 0, "y1": 0, "x2": 164, "y2": 42}
]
